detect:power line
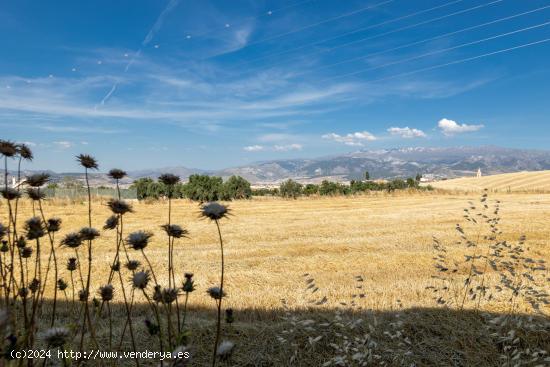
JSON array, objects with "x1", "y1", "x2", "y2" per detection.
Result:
[
  {"x1": 238, "y1": 0, "x2": 469, "y2": 66},
  {"x1": 294, "y1": 5, "x2": 550, "y2": 77},
  {"x1": 320, "y1": 37, "x2": 550, "y2": 83},
  {"x1": 321, "y1": 21, "x2": 550, "y2": 81},
  {"x1": 244, "y1": 0, "x2": 505, "y2": 73}
]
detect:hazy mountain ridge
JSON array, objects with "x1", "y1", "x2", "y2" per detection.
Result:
[{"x1": 3, "y1": 146, "x2": 550, "y2": 185}]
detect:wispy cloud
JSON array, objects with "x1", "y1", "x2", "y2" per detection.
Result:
[
  {"x1": 388, "y1": 126, "x2": 427, "y2": 138},
  {"x1": 54, "y1": 141, "x2": 73, "y2": 149},
  {"x1": 243, "y1": 143, "x2": 302, "y2": 152},
  {"x1": 438, "y1": 118, "x2": 484, "y2": 136},
  {"x1": 243, "y1": 145, "x2": 264, "y2": 152},
  {"x1": 322, "y1": 131, "x2": 377, "y2": 146}
]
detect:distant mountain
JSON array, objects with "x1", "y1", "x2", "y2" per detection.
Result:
[
  {"x1": 3, "y1": 146, "x2": 550, "y2": 186},
  {"x1": 213, "y1": 146, "x2": 550, "y2": 183}
]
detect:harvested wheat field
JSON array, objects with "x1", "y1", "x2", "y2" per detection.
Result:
[
  {"x1": 2, "y1": 192, "x2": 549, "y2": 366},
  {"x1": 428, "y1": 170, "x2": 550, "y2": 193}
]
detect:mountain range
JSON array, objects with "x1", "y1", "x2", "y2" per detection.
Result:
[{"x1": 4, "y1": 146, "x2": 550, "y2": 186}]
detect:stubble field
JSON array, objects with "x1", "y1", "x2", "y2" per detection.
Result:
[{"x1": 3, "y1": 191, "x2": 550, "y2": 365}]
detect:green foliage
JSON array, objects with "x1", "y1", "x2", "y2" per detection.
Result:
[
  {"x1": 221, "y1": 175, "x2": 252, "y2": 200},
  {"x1": 319, "y1": 180, "x2": 348, "y2": 196},
  {"x1": 182, "y1": 174, "x2": 223, "y2": 202},
  {"x1": 365, "y1": 171, "x2": 370, "y2": 180},
  {"x1": 302, "y1": 184, "x2": 319, "y2": 196},
  {"x1": 279, "y1": 179, "x2": 303, "y2": 199}
]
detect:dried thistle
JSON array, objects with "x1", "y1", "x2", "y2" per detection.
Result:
[
  {"x1": 25, "y1": 173, "x2": 50, "y2": 187},
  {"x1": 107, "y1": 199, "x2": 133, "y2": 215},
  {"x1": 103, "y1": 215, "x2": 119, "y2": 230},
  {"x1": 159, "y1": 173, "x2": 180, "y2": 186},
  {"x1": 79, "y1": 227, "x2": 100, "y2": 241},
  {"x1": 161, "y1": 224, "x2": 188, "y2": 239},
  {"x1": 66, "y1": 257, "x2": 77, "y2": 271},
  {"x1": 61, "y1": 233, "x2": 82, "y2": 248},
  {"x1": 161, "y1": 287, "x2": 179, "y2": 304},
  {"x1": 125, "y1": 260, "x2": 140, "y2": 271},
  {"x1": 127, "y1": 231, "x2": 153, "y2": 250},
  {"x1": 78, "y1": 289, "x2": 89, "y2": 302},
  {"x1": 182, "y1": 273, "x2": 195, "y2": 293},
  {"x1": 0, "y1": 140, "x2": 17, "y2": 157},
  {"x1": 201, "y1": 202, "x2": 229, "y2": 221},
  {"x1": 108, "y1": 168, "x2": 127, "y2": 180},
  {"x1": 21, "y1": 246, "x2": 33, "y2": 258},
  {"x1": 99, "y1": 284, "x2": 114, "y2": 302},
  {"x1": 207, "y1": 286, "x2": 226, "y2": 300},
  {"x1": 47, "y1": 218, "x2": 62, "y2": 232},
  {"x1": 131, "y1": 271, "x2": 150, "y2": 289},
  {"x1": 24, "y1": 216, "x2": 45, "y2": 240},
  {"x1": 17, "y1": 143, "x2": 33, "y2": 160},
  {"x1": 76, "y1": 154, "x2": 98, "y2": 169},
  {"x1": 26, "y1": 188, "x2": 46, "y2": 201},
  {"x1": 57, "y1": 279, "x2": 68, "y2": 291},
  {"x1": 1, "y1": 188, "x2": 22, "y2": 201}
]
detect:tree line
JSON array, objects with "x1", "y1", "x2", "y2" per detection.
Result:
[{"x1": 132, "y1": 172, "x2": 432, "y2": 201}]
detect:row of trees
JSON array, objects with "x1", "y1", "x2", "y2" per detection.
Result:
[
  {"x1": 131, "y1": 174, "x2": 252, "y2": 201},
  {"x1": 274, "y1": 177, "x2": 431, "y2": 199},
  {"x1": 131, "y1": 174, "x2": 431, "y2": 201}
]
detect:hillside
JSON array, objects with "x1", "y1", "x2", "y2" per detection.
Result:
[{"x1": 428, "y1": 170, "x2": 550, "y2": 192}]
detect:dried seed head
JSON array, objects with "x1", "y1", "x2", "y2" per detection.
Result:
[
  {"x1": 152, "y1": 285, "x2": 162, "y2": 303},
  {"x1": 43, "y1": 327, "x2": 69, "y2": 348},
  {"x1": 66, "y1": 257, "x2": 77, "y2": 271},
  {"x1": 79, "y1": 227, "x2": 100, "y2": 241},
  {"x1": 201, "y1": 202, "x2": 229, "y2": 221},
  {"x1": 0, "y1": 140, "x2": 17, "y2": 157},
  {"x1": 125, "y1": 260, "x2": 140, "y2": 271},
  {"x1": 159, "y1": 173, "x2": 180, "y2": 186},
  {"x1": 57, "y1": 279, "x2": 68, "y2": 291},
  {"x1": 18, "y1": 287, "x2": 29, "y2": 298},
  {"x1": 161, "y1": 224, "x2": 188, "y2": 239},
  {"x1": 111, "y1": 261, "x2": 120, "y2": 272},
  {"x1": 61, "y1": 233, "x2": 82, "y2": 248},
  {"x1": 17, "y1": 143, "x2": 33, "y2": 161},
  {"x1": 16, "y1": 236, "x2": 26, "y2": 248},
  {"x1": 29, "y1": 278, "x2": 40, "y2": 293},
  {"x1": 25, "y1": 173, "x2": 50, "y2": 187},
  {"x1": 1, "y1": 188, "x2": 22, "y2": 201},
  {"x1": 76, "y1": 154, "x2": 98, "y2": 169},
  {"x1": 103, "y1": 215, "x2": 118, "y2": 230},
  {"x1": 144, "y1": 319, "x2": 160, "y2": 336},
  {"x1": 26, "y1": 188, "x2": 46, "y2": 201},
  {"x1": 127, "y1": 231, "x2": 153, "y2": 250},
  {"x1": 78, "y1": 289, "x2": 89, "y2": 302},
  {"x1": 216, "y1": 340, "x2": 235, "y2": 361},
  {"x1": 207, "y1": 286, "x2": 226, "y2": 300},
  {"x1": 131, "y1": 271, "x2": 150, "y2": 289},
  {"x1": 108, "y1": 168, "x2": 127, "y2": 180},
  {"x1": 21, "y1": 246, "x2": 33, "y2": 258},
  {"x1": 161, "y1": 287, "x2": 179, "y2": 304},
  {"x1": 107, "y1": 199, "x2": 133, "y2": 215},
  {"x1": 25, "y1": 217, "x2": 45, "y2": 240},
  {"x1": 182, "y1": 274, "x2": 195, "y2": 293},
  {"x1": 0, "y1": 241, "x2": 8, "y2": 253},
  {"x1": 225, "y1": 308, "x2": 234, "y2": 324},
  {"x1": 99, "y1": 284, "x2": 114, "y2": 302},
  {"x1": 47, "y1": 218, "x2": 62, "y2": 232},
  {"x1": 0, "y1": 223, "x2": 6, "y2": 240}
]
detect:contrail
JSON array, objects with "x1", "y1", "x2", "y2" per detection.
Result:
[{"x1": 97, "y1": 0, "x2": 180, "y2": 107}]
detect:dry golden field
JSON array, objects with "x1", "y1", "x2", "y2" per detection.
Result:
[
  {"x1": 2, "y1": 191, "x2": 550, "y2": 365},
  {"x1": 427, "y1": 170, "x2": 550, "y2": 193}
]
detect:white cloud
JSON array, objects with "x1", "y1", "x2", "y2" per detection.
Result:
[
  {"x1": 322, "y1": 131, "x2": 377, "y2": 146},
  {"x1": 387, "y1": 127, "x2": 427, "y2": 139},
  {"x1": 54, "y1": 141, "x2": 73, "y2": 149},
  {"x1": 243, "y1": 145, "x2": 264, "y2": 152},
  {"x1": 438, "y1": 118, "x2": 484, "y2": 136},
  {"x1": 273, "y1": 143, "x2": 302, "y2": 151},
  {"x1": 244, "y1": 144, "x2": 302, "y2": 152}
]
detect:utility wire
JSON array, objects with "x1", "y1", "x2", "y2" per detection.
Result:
[
  {"x1": 320, "y1": 37, "x2": 550, "y2": 83},
  {"x1": 293, "y1": 5, "x2": 550, "y2": 77}
]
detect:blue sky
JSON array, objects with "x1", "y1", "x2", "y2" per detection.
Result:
[{"x1": 1, "y1": 0, "x2": 549, "y2": 171}]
